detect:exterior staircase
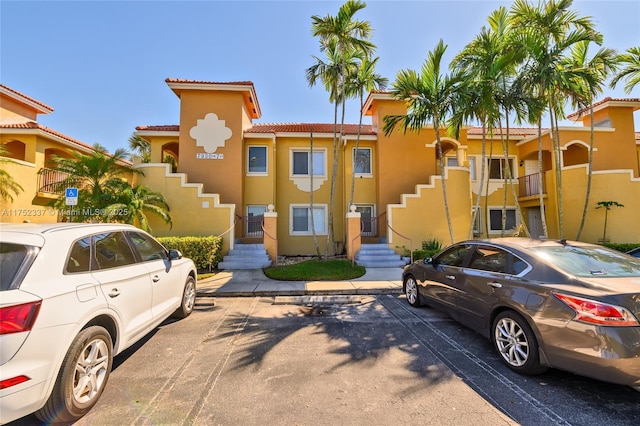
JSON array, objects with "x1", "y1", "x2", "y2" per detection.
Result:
[
  {"x1": 355, "y1": 243, "x2": 407, "y2": 268},
  {"x1": 218, "y1": 243, "x2": 272, "y2": 270}
]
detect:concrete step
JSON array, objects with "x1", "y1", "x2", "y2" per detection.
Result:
[
  {"x1": 355, "y1": 243, "x2": 409, "y2": 268},
  {"x1": 218, "y1": 243, "x2": 272, "y2": 270}
]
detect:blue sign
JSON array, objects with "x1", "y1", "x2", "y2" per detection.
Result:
[{"x1": 65, "y1": 187, "x2": 78, "y2": 206}]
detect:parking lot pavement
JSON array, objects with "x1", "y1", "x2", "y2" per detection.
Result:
[{"x1": 196, "y1": 268, "x2": 404, "y2": 297}]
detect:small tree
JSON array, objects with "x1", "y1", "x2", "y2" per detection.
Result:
[{"x1": 596, "y1": 201, "x2": 624, "y2": 243}]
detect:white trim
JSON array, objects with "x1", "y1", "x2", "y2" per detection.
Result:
[
  {"x1": 247, "y1": 145, "x2": 268, "y2": 176},
  {"x1": 290, "y1": 147, "x2": 327, "y2": 178},
  {"x1": 353, "y1": 146, "x2": 373, "y2": 177},
  {"x1": 289, "y1": 204, "x2": 328, "y2": 236}
]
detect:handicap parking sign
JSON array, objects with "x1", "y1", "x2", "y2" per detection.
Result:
[{"x1": 65, "y1": 187, "x2": 78, "y2": 206}]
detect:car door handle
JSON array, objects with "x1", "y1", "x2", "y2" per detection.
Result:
[
  {"x1": 108, "y1": 288, "x2": 120, "y2": 298},
  {"x1": 445, "y1": 275, "x2": 455, "y2": 280},
  {"x1": 152, "y1": 275, "x2": 160, "y2": 282},
  {"x1": 487, "y1": 281, "x2": 502, "y2": 289}
]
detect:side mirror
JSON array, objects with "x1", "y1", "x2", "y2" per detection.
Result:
[
  {"x1": 423, "y1": 257, "x2": 433, "y2": 265},
  {"x1": 168, "y1": 249, "x2": 183, "y2": 260}
]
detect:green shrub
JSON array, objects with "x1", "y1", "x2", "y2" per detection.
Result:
[
  {"x1": 157, "y1": 236, "x2": 223, "y2": 271},
  {"x1": 421, "y1": 238, "x2": 442, "y2": 252},
  {"x1": 604, "y1": 243, "x2": 640, "y2": 253},
  {"x1": 412, "y1": 248, "x2": 441, "y2": 261}
]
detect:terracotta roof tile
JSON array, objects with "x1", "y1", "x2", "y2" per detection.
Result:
[
  {"x1": 164, "y1": 78, "x2": 255, "y2": 86},
  {"x1": 0, "y1": 83, "x2": 54, "y2": 113},
  {"x1": 1, "y1": 121, "x2": 103, "y2": 153},
  {"x1": 567, "y1": 97, "x2": 640, "y2": 119},
  {"x1": 246, "y1": 122, "x2": 376, "y2": 135},
  {"x1": 135, "y1": 125, "x2": 179, "y2": 132}
]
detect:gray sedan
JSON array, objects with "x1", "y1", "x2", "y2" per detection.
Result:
[{"x1": 402, "y1": 237, "x2": 640, "y2": 390}]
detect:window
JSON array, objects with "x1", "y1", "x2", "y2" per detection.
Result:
[
  {"x1": 127, "y1": 232, "x2": 167, "y2": 262},
  {"x1": 468, "y1": 246, "x2": 509, "y2": 273},
  {"x1": 447, "y1": 156, "x2": 476, "y2": 180},
  {"x1": 292, "y1": 150, "x2": 325, "y2": 176},
  {"x1": 353, "y1": 147, "x2": 371, "y2": 175},
  {"x1": 94, "y1": 232, "x2": 137, "y2": 270},
  {"x1": 291, "y1": 205, "x2": 326, "y2": 235},
  {"x1": 247, "y1": 205, "x2": 267, "y2": 236},
  {"x1": 66, "y1": 237, "x2": 92, "y2": 273},
  {"x1": 488, "y1": 208, "x2": 517, "y2": 233},
  {"x1": 488, "y1": 158, "x2": 515, "y2": 179},
  {"x1": 355, "y1": 205, "x2": 375, "y2": 236},
  {"x1": 435, "y1": 244, "x2": 472, "y2": 267},
  {"x1": 248, "y1": 146, "x2": 267, "y2": 174}
]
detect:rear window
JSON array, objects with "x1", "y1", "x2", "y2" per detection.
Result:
[
  {"x1": 0, "y1": 242, "x2": 37, "y2": 291},
  {"x1": 530, "y1": 246, "x2": 640, "y2": 277}
]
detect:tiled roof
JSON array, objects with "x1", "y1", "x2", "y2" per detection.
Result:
[
  {"x1": 567, "y1": 97, "x2": 640, "y2": 119},
  {"x1": 246, "y1": 123, "x2": 376, "y2": 135},
  {"x1": 136, "y1": 125, "x2": 179, "y2": 132},
  {"x1": 0, "y1": 83, "x2": 54, "y2": 113},
  {"x1": 467, "y1": 127, "x2": 545, "y2": 137},
  {"x1": 165, "y1": 78, "x2": 254, "y2": 86},
  {"x1": 0, "y1": 122, "x2": 131, "y2": 165}
]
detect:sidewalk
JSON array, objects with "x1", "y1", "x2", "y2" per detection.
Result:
[{"x1": 196, "y1": 268, "x2": 403, "y2": 297}]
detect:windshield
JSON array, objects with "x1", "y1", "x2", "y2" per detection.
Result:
[
  {"x1": 0, "y1": 242, "x2": 38, "y2": 291},
  {"x1": 529, "y1": 245, "x2": 640, "y2": 278}
]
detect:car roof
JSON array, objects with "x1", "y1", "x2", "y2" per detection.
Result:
[
  {"x1": 0, "y1": 223, "x2": 141, "y2": 245},
  {"x1": 460, "y1": 237, "x2": 596, "y2": 250}
]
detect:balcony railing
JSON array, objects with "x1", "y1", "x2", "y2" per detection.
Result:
[
  {"x1": 518, "y1": 173, "x2": 546, "y2": 197},
  {"x1": 37, "y1": 168, "x2": 69, "y2": 195}
]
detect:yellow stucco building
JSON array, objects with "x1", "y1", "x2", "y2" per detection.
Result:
[{"x1": 2, "y1": 80, "x2": 639, "y2": 265}]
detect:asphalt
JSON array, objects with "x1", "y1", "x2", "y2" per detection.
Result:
[{"x1": 196, "y1": 267, "x2": 404, "y2": 297}]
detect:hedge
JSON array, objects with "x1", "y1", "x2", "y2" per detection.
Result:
[{"x1": 157, "y1": 236, "x2": 223, "y2": 272}]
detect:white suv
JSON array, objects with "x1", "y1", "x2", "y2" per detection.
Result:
[{"x1": 0, "y1": 223, "x2": 197, "y2": 424}]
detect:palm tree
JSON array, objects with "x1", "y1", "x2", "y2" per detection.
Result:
[
  {"x1": 511, "y1": 0, "x2": 601, "y2": 239},
  {"x1": 103, "y1": 183, "x2": 171, "y2": 233},
  {"x1": 383, "y1": 40, "x2": 465, "y2": 245},
  {"x1": 309, "y1": 0, "x2": 374, "y2": 255},
  {"x1": 0, "y1": 145, "x2": 24, "y2": 202},
  {"x1": 128, "y1": 134, "x2": 151, "y2": 163},
  {"x1": 610, "y1": 47, "x2": 640, "y2": 94},
  {"x1": 596, "y1": 200, "x2": 624, "y2": 243},
  {"x1": 563, "y1": 41, "x2": 618, "y2": 240},
  {"x1": 345, "y1": 55, "x2": 387, "y2": 207},
  {"x1": 49, "y1": 144, "x2": 143, "y2": 222}
]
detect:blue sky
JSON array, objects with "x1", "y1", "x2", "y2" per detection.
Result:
[{"x1": 2, "y1": 0, "x2": 639, "y2": 154}]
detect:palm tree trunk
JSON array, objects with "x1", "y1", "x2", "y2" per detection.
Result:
[
  {"x1": 434, "y1": 119, "x2": 455, "y2": 245},
  {"x1": 469, "y1": 119, "x2": 488, "y2": 239},
  {"x1": 309, "y1": 127, "x2": 321, "y2": 257},
  {"x1": 537, "y1": 119, "x2": 549, "y2": 238},
  {"x1": 549, "y1": 101, "x2": 564, "y2": 238},
  {"x1": 575, "y1": 105, "x2": 595, "y2": 240}
]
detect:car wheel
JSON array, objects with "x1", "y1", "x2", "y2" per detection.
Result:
[
  {"x1": 492, "y1": 311, "x2": 547, "y2": 375},
  {"x1": 404, "y1": 275, "x2": 421, "y2": 307},
  {"x1": 173, "y1": 275, "x2": 196, "y2": 318},
  {"x1": 37, "y1": 326, "x2": 113, "y2": 423}
]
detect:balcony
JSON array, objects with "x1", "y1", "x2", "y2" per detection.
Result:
[
  {"x1": 37, "y1": 168, "x2": 69, "y2": 195},
  {"x1": 518, "y1": 173, "x2": 546, "y2": 197}
]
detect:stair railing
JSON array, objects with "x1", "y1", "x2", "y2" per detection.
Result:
[{"x1": 386, "y1": 220, "x2": 413, "y2": 264}]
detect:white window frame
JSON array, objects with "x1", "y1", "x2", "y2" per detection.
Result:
[
  {"x1": 353, "y1": 147, "x2": 372, "y2": 177},
  {"x1": 487, "y1": 206, "x2": 518, "y2": 234},
  {"x1": 487, "y1": 157, "x2": 516, "y2": 180},
  {"x1": 290, "y1": 204, "x2": 327, "y2": 236},
  {"x1": 247, "y1": 146, "x2": 268, "y2": 175},
  {"x1": 290, "y1": 148, "x2": 326, "y2": 178},
  {"x1": 447, "y1": 155, "x2": 476, "y2": 180}
]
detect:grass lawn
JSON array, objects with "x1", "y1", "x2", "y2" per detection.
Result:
[{"x1": 263, "y1": 259, "x2": 365, "y2": 281}]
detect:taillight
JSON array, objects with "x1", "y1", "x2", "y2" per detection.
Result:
[
  {"x1": 0, "y1": 375, "x2": 30, "y2": 390},
  {"x1": 553, "y1": 293, "x2": 639, "y2": 326},
  {"x1": 0, "y1": 301, "x2": 42, "y2": 335}
]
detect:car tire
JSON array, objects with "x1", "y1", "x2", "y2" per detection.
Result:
[
  {"x1": 173, "y1": 275, "x2": 196, "y2": 319},
  {"x1": 36, "y1": 326, "x2": 113, "y2": 423},
  {"x1": 404, "y1": 275, "x2": 421, "y2": 307},
  {"x1": 491, "y1": 311, "x2": 547, "y2": 375}
]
